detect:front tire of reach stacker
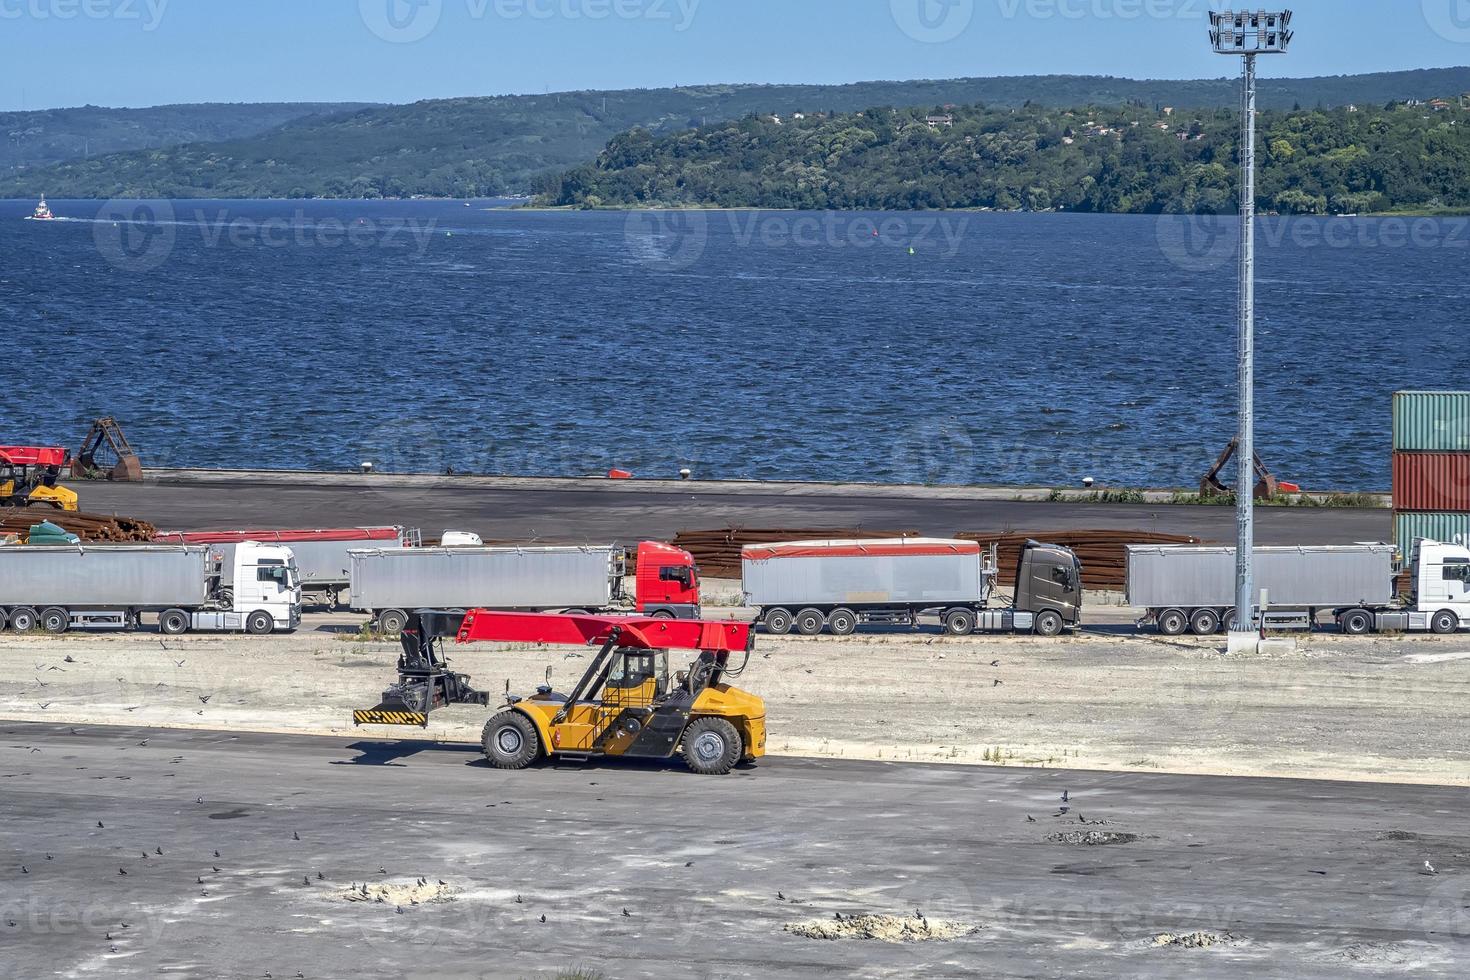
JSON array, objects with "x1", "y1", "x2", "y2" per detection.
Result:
[
  {"x1": 482, "y1": 711, "x2": 540, "y2": 770},
  {"x1": 680, "y1": 717, "x2": 742, "y2": 775}
]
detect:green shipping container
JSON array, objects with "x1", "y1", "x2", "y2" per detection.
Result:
[
  {"x1": 1393, "y1": 391, "x2": 1470, "y2": 451},
  {"x1": 1394, "y1": 511, "x2": 1470, "y2": 558}
]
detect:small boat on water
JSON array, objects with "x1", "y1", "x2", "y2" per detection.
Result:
[{"x1": 25, "y1": 196, "x2": 56, "y2": 221}]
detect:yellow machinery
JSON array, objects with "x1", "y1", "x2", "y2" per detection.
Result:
[
  {"x1": 355, "y1": 610, "x2": 766, "y2": 775},
  {"x1": 0, "y1": 446, "x2": 79, "y2": 511}
]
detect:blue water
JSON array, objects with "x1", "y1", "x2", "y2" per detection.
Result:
[{"x1": 3, "y1": 199, "x2": 1466, "y2": 490}]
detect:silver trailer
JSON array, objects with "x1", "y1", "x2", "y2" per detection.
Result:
[
  {"x1": 1126, "y1": 544, "x2": 1397, "y2": 635},
  {"x1": 0, "y1": 544, "x2": 301, "y2": 635},
  {"x1": 350, "y1": 545, "x2": 625, "y2": 634},
  {"x1": 742, "y1": 538, "x2": 1083, "y2": 637}
]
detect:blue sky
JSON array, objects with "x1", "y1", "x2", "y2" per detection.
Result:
[{"x1": 3, "y1": 0, "x2": 1468, "y2": 111}]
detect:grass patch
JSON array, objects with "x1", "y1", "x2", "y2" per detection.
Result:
[
  {"x1": 1168, "y1": 491, "x2": 1385, "y2": 509},
  {"x1": 1046, "y1": 489, "x2": 1147, "y2": 504}
]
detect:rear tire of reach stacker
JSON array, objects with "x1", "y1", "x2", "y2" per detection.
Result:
[
  {"x1": 680, "y1": 717, "x2": 742, "y2": 775},
  {"x1": 481, "y1": 711, "x2": 540, "y2": 770}
]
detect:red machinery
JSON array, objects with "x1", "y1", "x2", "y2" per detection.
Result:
[
  {"x1": 634, "y1": 541, "x2": 701, "y2": 617},
  {"x1": 457, "y1": 608, "x2": 750, "y2": 652}
]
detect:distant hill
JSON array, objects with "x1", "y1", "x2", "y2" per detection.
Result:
[
  {"x1": 4, "y1": 68, "x2": 1468, "y2": 199},
  {"x1": 540, "y1": 100, "x2": 1470, "y2": 215},
  {"x1": 1, "y1": 103, "x2": 375, "y2": 176}
]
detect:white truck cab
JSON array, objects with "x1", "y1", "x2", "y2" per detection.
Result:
[
  {"x1": 1407, "y1": 540, "x2": 1470, "y2": 633},
  {"x1": 186, "y1": 541, "x2": 302, "y2": 634}
]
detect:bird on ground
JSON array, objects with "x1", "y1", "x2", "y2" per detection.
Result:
[
  {"x1": 1423, "y1": 860, "x2": 1439, "y2": 876},
  {"x1": 45, "y1": 854, "x2": 52, "y2": 861},
  {"x1": 1026, "y1": 815, "x2": 1036, "y2": 823},
  {"x1": 685, "y1": 861, "x2": 694, "y2": 867},
  {"x1": 622, "y1": 908, "x2": 631, "y2": 917},
  {"x1": 97, "y1": 822, "x2": 104, "y2": 828},
  {"x1": 396, "y1": 906, "x2": 403, "y2": 914},
  {"x1": 539, "y1": 914, "x2": 547, "y2": 923},
  {"x1": 199, "y1": 696, "x2": 212, "y2": 704},
  {"x1": 436, "y1": 879, "x2": 444, "y2": 886},
  {"x1": 993, "y1": 679, "x2": 1003, "y2": 687},
  {"x1": 213, "y1": 851, "x2": 220, "y2": 858},
  {"x1": 1061, "y1": 790, "x2": 1070, "y2": 803},
  {"x1": 990, "y1": 660, "x2": 1001, "y2": 667},
  {"x1": 777, "y1": 891, "x2": 785, "y2": 900},
  {"x1": 174, "y1": 661, "x2": 186, "y2": 668},
  {"x1": 317, "y1": 872, "x2": 325, "y2": 880},
  {"x1": 197, "y1": 876, "x2": 204, "y2": 884},
  {"x1": 118, "y1": 868, "x2": 127, "y2": 876},
  {"x1": 292, "y1": 832, "x2": 300, "y2": 841},
  {"x1": 20, "y1": 865, "x2": 27, "y2": 874},
  {"x1": 378, "y1": 867, "x2": 386, "y2": 875},
  {"x1": 64, "y1": 656, "x2": 75, "y2": 664},
  {"x1": 38, "y1": 702, "x2": 52, "y2": 710},
  {"x1": 197, "y1": 797, "x2": 204, "y2": 805},
  {"x1": 105, "y1": 931, "x2": 112, "y2": 941},
  {"x1": 515, "y1": 895, "x2": 523, "y2": 904},
  {"x1": 212, "y1": 866, "x2": 221, "y2": 873},
  {"x1": 155, "y1": 847, "x2": 163, "y2": 855}
]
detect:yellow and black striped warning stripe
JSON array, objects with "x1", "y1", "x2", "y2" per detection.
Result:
[{"x1": 353, "y1": 709, "x2": 428, "y2": 727}]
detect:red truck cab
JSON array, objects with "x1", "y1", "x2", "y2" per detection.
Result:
[{"x1": 634, "y1": 541, "x2": 701, "y2": 619}]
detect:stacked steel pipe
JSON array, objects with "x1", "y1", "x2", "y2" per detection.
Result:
[
  {"x1": 956, "y1": 529, "x2": 1205, "y2": 591},
  {"x1": 0, "y1": 508, "x2": 158, "y2": 543}
]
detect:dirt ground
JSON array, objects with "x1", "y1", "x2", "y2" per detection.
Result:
[{"x1": 2, "y1": 612, "x2": 1466, "y2": 787}]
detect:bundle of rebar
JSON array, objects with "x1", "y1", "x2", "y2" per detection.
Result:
[
  {"x1": 671, "y1": 527, "x2": 921, "y2": 578},
  {"x1": 0, "y1": 508, "x2": 158, "y2": 543},
  {"x1": 956, "y1": 529, "x2": 1207, "y2": 591}
]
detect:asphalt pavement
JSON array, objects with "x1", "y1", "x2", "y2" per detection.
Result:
[
  {"x1": 79, "y1": 471, "x2": 1391, "y2": 544},
  {"x1": 2, "y1": 723, "x2": 1465, "y2": 979}
]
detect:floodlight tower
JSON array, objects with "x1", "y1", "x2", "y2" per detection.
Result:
[{"x1": 1209, "y1": 8, "x2": 1293, "y2": 642}]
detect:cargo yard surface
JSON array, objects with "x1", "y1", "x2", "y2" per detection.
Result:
[
  {"x1": 5, "y1": 469, "x2": 1467, "y2": 978},
  {"x1": 1, "y1": 620, "x2": 1465, "y2": 786},
  {"x1": 3, "y1": 722, "x2": 1467, "y2": 979},
  {"x1": 77, "y1": 469, "x2": 1390, "y2": 544}
]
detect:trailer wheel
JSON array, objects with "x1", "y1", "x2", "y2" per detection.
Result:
[
  {"x1": 794, "y1": 608, "x2": 826, "y2": 636},
  {"x1": 1157, "y1": 608, "x2": 1188, "y2": 636},
  {"x1": 1189, "y1": 608, "x2": 1221, "y2": 636},
  {"x1": 481, "y1": 711, "x2": 540, "y2": 770},
  {"x1": 1034, "y1": 609, "x2": 1065, "y2": 638},
  {"x1": 1340, "y1": 609, "x2": 1373, "y2": 636},
  {"x1": 0, "y1": 609, "x2": 8, "y2": 632},
  {"x1": 943, "y1": 608, "x2": 976, "y2": 636},
  {"x1": 376, "y1": 609, "x2": 409, "y2": 635},
  {"x1": 159, "y1": 609, "x2": 190, "y2": 636},
  {"x1": 40, "y1": 608, "x2": 69, "y2": 634},
  {"x1": 245, "y1": 611, "x2": 274, "y2": 635},
  {"x1": 827, "y1": 608, "x2": 859, "y2": 636},
  {"x1": 8, "y1": 607, "x2": 39, "y2": 633},
  {"x1": 680, "y1": 717, "x2": 742, "y2": 775},
  {"x1": 1431, "y1": 610, "x2": 1460, "y2": 635},
  {"x1": 762, "y1": 608, "x2": 794, "y2": 635}
]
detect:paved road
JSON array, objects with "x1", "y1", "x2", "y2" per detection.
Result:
[
  {"x1": 2, "y1": 723, "x2": 1464, "y2": 979},
  {"x1": 80, "y1": 473, "x2": 1391, "y2": 544}
]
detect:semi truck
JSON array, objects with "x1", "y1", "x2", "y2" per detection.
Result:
[
  {"x1": 0, "y1": 543, "x2": 301, "y2": 634},
  {"x1": 1126, "y1": 540, "x2": 1470, "y2": 635},
  {"x1": 349, "y1": 540, "x2": 700, "y2": 634},
  {"x1": 155, "y1": 526, "x2": 415, "y2": 608},
  {"x1": 741, "y1": 537, "x2": 1083, "y2": 637}
]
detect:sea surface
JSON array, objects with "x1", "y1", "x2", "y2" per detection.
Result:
[{"x1": 3, "y1": 198, "x2": 1466, "y2": 491}]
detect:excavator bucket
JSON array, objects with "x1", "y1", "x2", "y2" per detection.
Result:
[{"x1": 72, "y1": 418, "x2": 142, "y2": 482}]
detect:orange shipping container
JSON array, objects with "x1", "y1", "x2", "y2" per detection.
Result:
[{"x1": 1392, "y1": 452, "x2": 1470, "y2": 512}]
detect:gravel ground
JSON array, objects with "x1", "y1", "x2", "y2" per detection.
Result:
[{"x1": 1, "y1": 612, "x2": 1465, "y2": 787}]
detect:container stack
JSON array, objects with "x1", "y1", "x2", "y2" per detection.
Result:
[{"x1": 1391, "y1": 392, "x2": 1470, "y2": 581}]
